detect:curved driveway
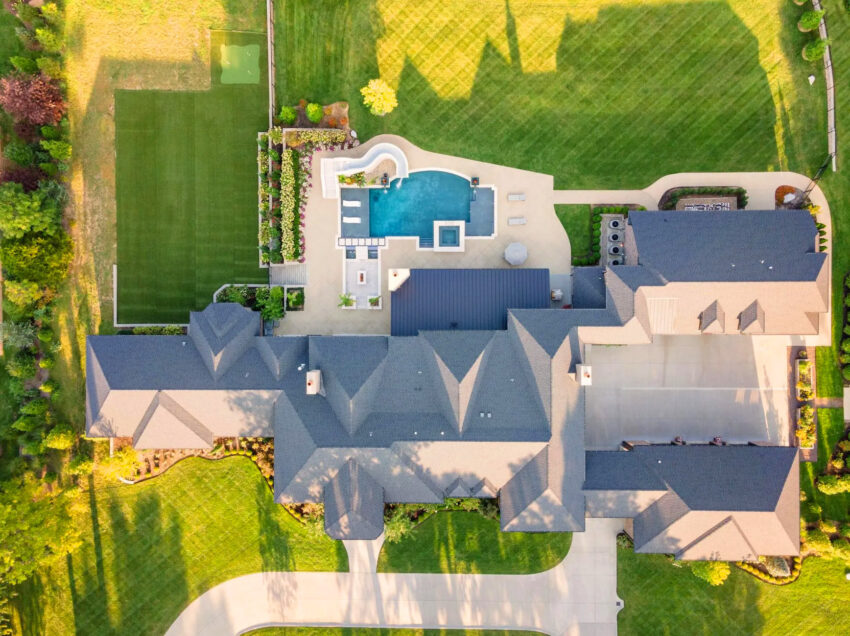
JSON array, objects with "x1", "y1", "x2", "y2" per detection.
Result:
[{"x1": 165, "y1": 518, "x2": 623, "y2": 636}]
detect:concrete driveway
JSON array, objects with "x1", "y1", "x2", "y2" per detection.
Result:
[
  {"x1": 585, "y1": 335, "x2": 790, "y2": 449},
  {"x1": 165, "y1": 518, "x2": 623, "y2": 636}
]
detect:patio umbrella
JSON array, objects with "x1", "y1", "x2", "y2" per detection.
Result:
[{"x1": 504, "y1": 242, "x2": 528, "y2": 266}]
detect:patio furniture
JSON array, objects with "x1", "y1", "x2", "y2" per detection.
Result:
[
  {"x1": 507, "y1": 193, "x2": 526, "y2": 202},
  {"x1": 342, "y1": 216, "x2": 361, "y2": 224},
  {"x1": 342, "y1": 200, "x2": 362, "y2": 208},
  {"x1": 504, "y1": 242, "x2": 528, "y2": 265},
  {"x1": 508, "y1": 216, "x2": 527, "y2": 226}
]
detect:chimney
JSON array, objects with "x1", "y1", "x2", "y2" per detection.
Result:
[{"x1": 306, "y1": 370, "x2": 325, "y2": 396}]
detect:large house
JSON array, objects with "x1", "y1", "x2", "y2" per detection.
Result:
[{"x1": 87, "y1": 209, "x2": 827, "y2": 560}]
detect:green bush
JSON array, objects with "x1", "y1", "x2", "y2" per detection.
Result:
[
  {"x1": 831, "y1": 457, "x2": 845, "y2": 470},
  {"x1": 35, "y1": 27, "x2": 62, "y2": 53},
  {"x1": 40, "y1": 139, "x2": 71, "y2": 161},
  {"x1": 67, "y1": 455, "x2": 94, "y2": 476},
  {"x1": 36, "y1": 56, "x2": 61, "y2": 78},
  {"x1": 279, "y1": 105, "x2": 297, "y2": 125},
  {"x1": 44, "y1": 423, "x2": 76, "y2": 450},
  {"x1": 817, "y1": 474, "x2": 850, "y2": 494},
  {"x1": 804, "y1": 39, "x2": 829, "y2": 61},
  {"x1": 842, "y1": 366, "x2": 850, "y2": 382},
  {"x1": 305, "y1": 103, "x2": 323, "y2": 123},
  {"x1": 3, "y1": 140, "x2": 36, "y2": 166},
  {"x1": 10, "y1": 55, "x2": 38, "y2": 74},
  {"x1": 800, "y1": 10, "x2": 825, "y2": 31},
  {"x1": 289, "y1": 129, "x2": 346, "y2": 145},
  {"x1": 690, "y1": 560, "x2": 731, "y2": 586}
]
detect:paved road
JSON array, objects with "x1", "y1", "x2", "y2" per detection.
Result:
[{"x1": 165, "y1": 518, "x2": 623, "y2": 636}]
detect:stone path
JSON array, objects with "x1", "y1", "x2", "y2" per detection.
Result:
[{"x1": 165, "y1": 518, "x2": 624, "y2": 636}]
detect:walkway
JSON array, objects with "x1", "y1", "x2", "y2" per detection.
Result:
[{"x1": 165, "y1": 518, "x2": 624, "y2": 636}]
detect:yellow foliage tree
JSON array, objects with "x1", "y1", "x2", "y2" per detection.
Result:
[{"x1": 360, "y1": 79, "x2": 398, "y2": 116}]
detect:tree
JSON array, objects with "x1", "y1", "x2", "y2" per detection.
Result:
[
  {"x1": 35, "y1": 27, "x2": 62, "y2": 53},
  {"x1": 98, "y1": 446, "x2": 140, "y2": 482},
  {"x1": 0, "y1": 476, "x2": 81, "y2": 587},
  {"x1": 0, "y1": 73, "x2": 65, "y2": 125},
  {"x1": 279, "y1": 105, "x2": 297, "y2": 125},
  {"x1": 360, "y1": 79, "x2": 398, "y2": 116},
  {"x1": 44, "y1": 423, "x2": 76, "y2": 450},
  {"x1": 0, "y1": 181, "x2": 63, "y2": 238},
  {"x1": 690, "y1": 560, "x2": 730, "y2": 586},
  {"x1": 3, "y1": 280, "x2": 44, "y2": 308},
  {"x1": 0, "y1": 321, "x2": 37, "y2": 348},
  {"x1": 799, "y1": 10, "x2": 825, "y2": 32},
  {"x1": 0, "y1": 165, "x2": 44, "y2": 192},
  {"x1": 1, "y1": 231, "x2": 72, "y2": 290},
  {"x1": 3, "y1": 140, "x2": 37, "y2": 166}
]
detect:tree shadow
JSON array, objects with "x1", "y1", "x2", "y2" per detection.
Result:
[{"x1": 107, "y1": 489, "x2": 188, "y2": 635}]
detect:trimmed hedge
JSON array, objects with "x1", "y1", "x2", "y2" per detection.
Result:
[{"x1": 279, "y1": 149, "x2": 298, "y2": 261}]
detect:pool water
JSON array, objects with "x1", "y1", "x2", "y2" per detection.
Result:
[
  {"x1": 439, "y1": 226, "x2": 460, "y2": 247},
  {"x1": 369, "y1": 171, "x2": 471, "y2": 239}
]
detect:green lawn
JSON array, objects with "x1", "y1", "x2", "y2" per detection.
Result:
[
  {"x1": 618, "y1": 548, "x2": 850, "y2": 635},
  {"x1": 0, "y1": 7, "x2": 24, "y2": 77},
  {"x1": 15, "y1": 457, "x2": 346, "y2": 636},
  {"x1": 801, "y1": 408, "x2": 850, "y2": 523},
  {"x1": 115, "y1": 30, "x2": 268, "y2": 324},
  {"x1": 249, "y1": 630, "x2": 540, "y2": 636},
  {"x1": 555, "y1": 204, "x2": 591, "y2": 260},
  {"x1": 816, "y1": 346, "x2": 844, "y2": 398},
  {"x1": 276, "y1": 0, "x2": 824, "y2": 190},
  {"x1": 377, "y1": 511, "x2": 571, "y2": 574}
]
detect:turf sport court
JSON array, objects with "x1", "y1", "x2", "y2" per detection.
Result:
[{"x1": 115, "y1": 30, "x2": 268, "y2": 324}]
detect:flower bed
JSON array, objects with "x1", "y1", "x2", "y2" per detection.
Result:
[
  {"x1": 735, "y1": 557, "x2": 801, "y2": 585},
  {"x1": 258, "y1": 127, "x2": 353, "y2": 263},
  {"x1": 797, "y1": 404, "x2": 816, "y2": 449},
  {"x1": 659, "y1": 186, "x2": 748, "y2": 210}
]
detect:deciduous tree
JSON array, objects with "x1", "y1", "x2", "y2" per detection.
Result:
[{"x1": 0, "y1": 73, "x2": 65, "y2": 125}]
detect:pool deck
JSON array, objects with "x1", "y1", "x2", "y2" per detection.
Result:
[{"x1": 277, "y1": 134, "x2": 571, "y2": 336}]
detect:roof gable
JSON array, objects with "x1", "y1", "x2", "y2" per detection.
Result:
[{"x1": 133, "y1": 393, "x2": 213, "y2": 449}]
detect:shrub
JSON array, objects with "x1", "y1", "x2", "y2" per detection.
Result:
[
  {"x1": 131, "y1": 325, "x2": 184, "y2": 335},
  {"x1": 804, "y1": 39, "x2": 829, "y2": 61},
  {"x1": 10, "y1": 55, "x2": 37, "y2": 74},
  {"x1": 817, "y1": 474, "x2": 850, "y2": 494},
  {"x1": 831, "y1": 456, "x2": 845, "y2": 471},
  {"x1": 690, "y1": 560, "x2": 731, "y2": 586},
  {"x1": 278, "y1": 149, "x2": 299, "y2": 260},
  {"x1": 3, "y1": 140, "x2": 36, "y2": 166},
  {"x1": 279, "y1": 105, "x2": 297, "y2": 125},
  {"x1": 338, "y1": 293, "x2": 354, "y2": 308},
  {"x1": 616, "y1": 532, "x2": 634, "y2": 549},
  {"x1": 305, "y1": 102, "x2": 323, "y2": 123},
  {"x1": 40, "y1": 139, "x2": 70, "y2": 161},
  {"x1": 268, "y1": 127, "x2": 284, "y2": 145},
  {"x1": 67, "y1": 455, "x2": 94, "y2": 476},
  {"x1": 286, "y1": 288, "x2": 304, "y2": 310},
  {"x1": 819, "y1": 519, "x2": 839, "y2": 534},
  {"x1": 1, "y1": 231, "x2": 73, "y2": 291},
  {"x1": 360, "y1": 78, "x2": 398, "y2": 116},
  {"x1": 804, "y1": 528, "x2": 833, "y2": 554},
  {"x1": 759, "y1": 556, "x2": 790, "y2": 578},
  {"x1": 800, "y1": 10, "x2": 825, "y2": 31},
  {"x1": 36, "y1": 56, "x2": 61, "y2": 78},
  {"x1": 4, "y1": 280, "x2": 44, "y2": 308},
  {"x1": 842, "y1": 366, "x2": 850, "y2": 383},
  {"x1": 44, "y1": 423, "x2": 76, "y2": 450},
  {"x1": 35, "y1": 27, "x2": 62, "y2": 53},
  {"x1": 288, "y1": 129, "x2": 346, "y2": 145},
  {"x1": 0, "y1": 73, "x2": 65, "y2": 125},
  {"x1": 838, "y1": 440, "x2": 850, "y2": 452}
]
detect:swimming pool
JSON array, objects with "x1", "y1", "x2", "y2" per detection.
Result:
[{"x1": 369, "y1": 171, "x2": 472, "y2": 240}]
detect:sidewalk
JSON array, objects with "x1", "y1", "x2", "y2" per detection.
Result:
[{"x1": 165, "y1": 518, "x2": 624, "y2": 636}]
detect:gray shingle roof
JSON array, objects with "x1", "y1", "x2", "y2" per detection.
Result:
[
  {"x1": 391, "y1": 269, "x2": 550, "y2": 336},
  {"x1": 570, "y1": 267, "x2": 607, "y2": 309},
  {"x1": 628, "y1": 210, "x2": 825, "y2": 282},
  {"x1": 323, "y1": 459, "x2": 385, "y2": 540}
]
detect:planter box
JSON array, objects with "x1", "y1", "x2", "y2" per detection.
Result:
[
  {"x1": 796, "y1": 407, "x2": 816, "y2": 450},
  {"x1": 795, "y1": 358, "x2": 813, "y2": 401}
]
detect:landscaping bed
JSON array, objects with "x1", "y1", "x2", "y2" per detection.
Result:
[
  {"x1": 659, "y1": 187, "x2": 748, "y2": 210},
  {"x1": 257, "y1": 121, "x2": 352, "y2": 264}
]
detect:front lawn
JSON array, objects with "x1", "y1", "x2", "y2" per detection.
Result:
[
  {"x1": 377, "y1": 510, "x2": 571, "y2": 574},
  {"x1": 816, "y1": 346, "x2": 843, "y2": 398},
  {"x1": 114, "y1": 30, "x2": 269, "y2": 324},
  {"x1": 618, "y1": 548, "x2": 850, "y2": 635},
  {"x1": 14, "y1": 457, "x2": 346, "y2": 636}
]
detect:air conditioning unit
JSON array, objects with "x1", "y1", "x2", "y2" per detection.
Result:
[
  {"x1": 608, "y1": 219, "x2": 623, "y2": 230},
  {"x1": 608, "y1": 244, "x2": 623, "y2": 255}
]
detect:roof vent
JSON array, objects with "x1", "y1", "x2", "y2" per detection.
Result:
[
  {"x1": 306, "y1": 370, "x2": 325, "y2": 396},
  {"x1": 578, "y1": 364, "x2": 592, "y2": 386}
]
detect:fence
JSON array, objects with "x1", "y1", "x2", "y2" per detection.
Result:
[
  {"x1": 266, "y1": 0, "x2": 276, "y2": 127},
  {"x1": 812, "y1": 0, "x2": 837, "y2": 172}
]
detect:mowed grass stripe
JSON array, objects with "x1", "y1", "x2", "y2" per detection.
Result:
[{"x1": 116, "y1": 31, "x2": 267, "y2": 324}]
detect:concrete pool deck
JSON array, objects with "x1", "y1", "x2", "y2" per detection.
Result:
[{"x1": 277, "y1": 134, "x2": 572, "y2": 336}]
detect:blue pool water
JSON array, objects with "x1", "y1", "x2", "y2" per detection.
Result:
[
  {"x1": 369, "y1": 171, "x2": 471, "y2": 240},
  {"x1": 439, "y1": 226, "x2": 460, "y2": 247}
]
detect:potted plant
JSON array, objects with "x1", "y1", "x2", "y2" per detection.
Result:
[
  {"x1": 368, "y1": 295, "x2": 381, "y2": 309},
  {"x1": 338, "y1": 293, "x2": 354, "y2": 308},
  {"x1": 798, "y1": 9, "x2": 824, "y2": 32},
  {"x1": 286, "y1": 288, "x2": 305, "y2": 311}
]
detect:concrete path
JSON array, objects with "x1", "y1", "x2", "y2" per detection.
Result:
[
  {"x1": 343, "y1": 534, "x2": 386, "y2": 573},
  {"x1": 165, "y1": 518, "x2": 624, "y2": 636}
]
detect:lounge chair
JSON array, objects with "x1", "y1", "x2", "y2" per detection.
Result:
[
  {"x1": 507, "y1": 193, "x2": 526, "y2": 202},
  {"x1": 342, "y1": 199, "x2": 362, "y2": 208},
  {"x1": 342, "y1": 216, "x2": 361, "y2": 224}
]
